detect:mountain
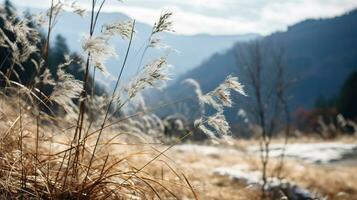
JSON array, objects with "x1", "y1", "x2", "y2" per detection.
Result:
[
  {"x1": 24, "y1": 9, "x2": 258, "y2": 89},
  {"x1": 158, "y1": 9, "x2": 357, "y2": 120}
]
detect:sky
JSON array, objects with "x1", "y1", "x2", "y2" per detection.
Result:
[{"x1": 10, "y1": 0, "x2": 357, "y2": 36}]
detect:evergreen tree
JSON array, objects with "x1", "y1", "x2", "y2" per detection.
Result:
[
  {"x1": 4, "y1": 0, "x2": 15, "y2": 19},
  {"x1": 0, "y1": 1, "x2": 106, "y2": 105},
  {"x1": 49, "y1": 35, "x2": 70, "y2": 77},
  {"x1": 338, "y1": 71, "x2": 357, "y2": 119}
]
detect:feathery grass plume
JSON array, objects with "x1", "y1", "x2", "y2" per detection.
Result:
[
  {"x1": 70, "y1": 1, "x2": 86, "y2": 17},
  {"x1": 57, "y1": 53, "x2": 72, "y2": 69},
  {"x1": 213, "y1": 85, "x2": 233, "y2": 107},
  {"x1": 135, "y1": 10, "x2": 174, "y2": 73},
  {"x1": 103, "y1": 20, "x2": 135, "y2": 39},
  {"x1": 4, "y1": 80, "x2": 52, "y2": 114},
  {"x1": 122, "y1": 94, "x2": 166, "y2": 139},
  {"x1": 48, "y1": 0, "x2": 64, "y2": 20},
  {"x1": 152, "y1": 11, "x2": 174, "y2": 34},
  {"x1": 205, "y1": 75, "x2": 247, "y2": 110},
  {"x1": 4, "y1": 18, "x2": 38, "y2": 45},
  {"x1": 27, "y1": 58, "x2": 48, "y2": 105},
  {"x1": 183, "y1": 78, "x2": 206, "y2": 117},
  {"x1": 207, "y1": 112, "x2": 230, "y2": 135},
  {"x1": 120, "y1": 93, "x2": 147, "y2": 116},
  {"x1": 149, "y1": 11, "x2": 174, "y2": 48},
  {"x1": 148, "y1": 37, "x2": 162, "y2": 48},
  {"x1": 119, "y1": 113, "x2": 165, "y2": 140},
  {"x1": 3, "y1": 18, "x2": 40, "y2": 64},
  {"x1": 128, "y1": 57, "x2": 170, "y2": 98},
  {"x1": 39, "y1": 68, "x2": 56, "y2": 86},
  {"x1": 194, "y1": 118, "x2": 216, "y2": 138},
  {"x1": 194, "y1": 112, "x2": 231, "y2": 140},
  {"x1": 186, "y1": 75, "x2": 246, "y2": 139},
  {"x1": 0, "y1": 13, "x2": 42, "y2": 85},
  {"x1": 183, "y1": 79, "x2": 203, "y2": 98},
  {"x1": 31, "y1": 12, "x2": 47, "y2": 27},
  {"x1": 113, "y1": 93, "x2": 164, "y2": 139},
  {"x1": 143, "y1": 114, "x2": 165, "y2": 137},
  {"x1": 184, "y1": 78, "x2": 222, "y2": 111},
  {"x1": 82, "y1": 34, "x2": 116, "y2": 73},
  {"x1": 87, "y1": 94, "x2": 110, "y2": 123},
  {"x1": 224, "y1": 75, "x2": 247, "y2": 96},
  {"x1": 51, "y1": 65, "x2": 83, "y2": 118}
]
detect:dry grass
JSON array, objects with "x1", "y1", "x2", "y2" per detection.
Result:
[
  {"x1": 0, "y1": 96, "x2": 197, "y2": 199},
  {"x1": 1, "y1": 93, "x2": 357, "y2": 199}
]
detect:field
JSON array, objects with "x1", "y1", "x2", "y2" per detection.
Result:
[{"x1": 1, "y1": 97, "x2": 357, "y2": 199}]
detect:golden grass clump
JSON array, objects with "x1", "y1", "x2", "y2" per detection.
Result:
[{"x1": 0, "y1": 97, "x2": 201, "y2": 199}]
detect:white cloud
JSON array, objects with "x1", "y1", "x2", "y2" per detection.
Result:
[{"x1": 11, "y1": 0, "x2": 357, "y2": 35}]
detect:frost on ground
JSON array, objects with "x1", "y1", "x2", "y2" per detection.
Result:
[
  {"x1": 248, "y1": 142, "x2": 357, "y2": 164},
  {"x1": 214, "y1": 165, "x2": 314, "y2": 200}
]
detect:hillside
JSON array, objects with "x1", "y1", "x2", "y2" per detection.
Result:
[{"x1": 159, "y1": 9, "x2": 357, "y2": 118}]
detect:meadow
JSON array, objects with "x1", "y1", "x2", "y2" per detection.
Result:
[{"x1": 0, "y1": 0, "x2": 356, "y2": 199}]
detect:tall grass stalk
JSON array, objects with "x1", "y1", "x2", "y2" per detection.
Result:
[{"x1": 83, "y1": 19, "x2": 136, "y2": 186}]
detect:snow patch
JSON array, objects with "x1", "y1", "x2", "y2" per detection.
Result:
[
  {"x1": 174, "y1": 144, "x2": 240, "y2": 156},
  {"x1": 248, "y1": 142, "x2": 357, "y2": 164},
  {"x1": 214, "y1": 166, "x2": 313, "y2": 200}
]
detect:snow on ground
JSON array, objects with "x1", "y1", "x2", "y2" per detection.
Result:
[
  {"x1": 214, "y1": 165, "x2": 313, "y2": 199},
  {"x1": 214, "y1": 165, "x2": 263, "y2": 185},
  {"x1": 174, "y1": 142, "x2": 356, "y2": 199},
  {"x1": 176, "y1": 142, "x2": 357, "y2": 164},
  {"x1": 174, "y1": 144, "x2": 241, "y2": 157},
  {"x1": 247, "y1": 142, "x2": 357, "y2": 164},
  {"x1": 175, "y1": 142, "x2": 357, "y2": 164},
  {"x1": 173, "y1": 142, "x2": 357, "y2": 198}
]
